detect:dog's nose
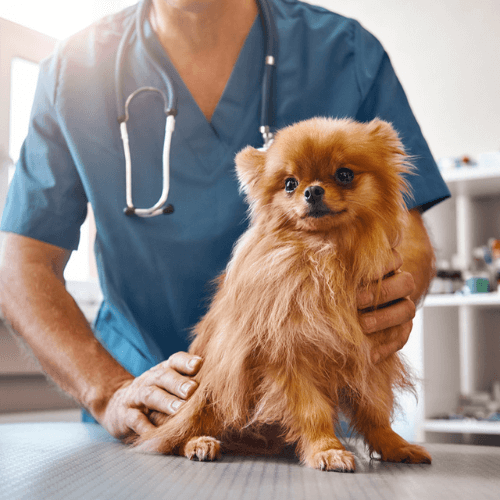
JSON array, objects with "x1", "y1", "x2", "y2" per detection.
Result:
[{"x1": 304, "y1": 185, "x2": 325, "y2": 204}]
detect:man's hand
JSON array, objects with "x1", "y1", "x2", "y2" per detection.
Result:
[
  {"x1": 357, "y1": 249, "x2": 416, "y2": 364},
  {"x1": 357, "y1": 208, "x2": 436, "y2": 364},
  {"x1": 99, "y1": 352, "x2": 203, "y2": 441}
]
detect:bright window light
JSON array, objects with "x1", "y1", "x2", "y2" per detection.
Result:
[
  {"x1": 0, "y1": 0, "x2": 136, "y2": 40},
  {"x1": 8, "y1": 56, "x2": 96, "y2": 282},
  {"x1": 0, "y1": 1, "x2": 130, "y2": 282},
  {"x1": 64, "y1": 207, "x2": 92, "y2": 281},
  {"x1": 9, "y1": 58, "x2": 39, "y2": 182}
]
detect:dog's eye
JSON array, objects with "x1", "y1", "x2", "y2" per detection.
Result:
[
  {"x1": 334, "y1": 167, "x2": 354, "y2": 186},
  {"x1": 285, "y1": 177, "x2": 299, "y2": 193}
]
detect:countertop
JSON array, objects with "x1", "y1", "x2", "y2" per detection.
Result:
[{"x1": 1, "y1": 423, "x2": 499, "y2": 500}]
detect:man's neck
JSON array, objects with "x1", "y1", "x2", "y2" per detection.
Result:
[
  {"x1": 148, "y1": 0, "x2": 259, "y2": 121},
  {"x1": 150, "y1": 0, "x2": 258, "y2": 54}
]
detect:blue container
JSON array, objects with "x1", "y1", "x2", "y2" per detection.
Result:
[{"x1": 466, "y1": 277, "x2": 490, "y2": 293}]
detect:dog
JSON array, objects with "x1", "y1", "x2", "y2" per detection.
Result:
[{"x1": 132, "y1": 117, "x2": 432, "y2": 471}]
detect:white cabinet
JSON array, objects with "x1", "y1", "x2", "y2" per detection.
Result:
[{"x1": 413, "y1": 166, "x2": 500, "y2": 444}]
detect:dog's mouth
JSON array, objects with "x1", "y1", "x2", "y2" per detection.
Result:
[{"x1": 305, "y1": 205, "x2": 348, "y2": 219}]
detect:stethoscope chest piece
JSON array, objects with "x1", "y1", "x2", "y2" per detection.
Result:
[{"x1": 123, "y1": 204, "x2": 174, "y2": 216}]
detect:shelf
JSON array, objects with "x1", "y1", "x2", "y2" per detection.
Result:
[
  {"x1": 424, "y1": 292, "x2": 500, "y2": 307},
  {"x1": 423, "y1": 419, "x2": 500, "y2": 435},
  {"x1": 441, "y1": 166, "x2": 500, "y2": 197}
]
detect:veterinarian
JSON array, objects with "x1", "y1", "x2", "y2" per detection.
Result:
[{"x1": 0, "y1": 0, "x2": 450, "y2": 443}]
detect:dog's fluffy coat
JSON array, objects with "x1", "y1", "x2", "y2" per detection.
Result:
[{"x1": 133, "y1": 117, "x2": 432, "y2": 471}]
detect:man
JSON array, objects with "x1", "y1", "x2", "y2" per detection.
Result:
[{"x1": 0, "y1": 0, "x2": 449, "y2": 443}]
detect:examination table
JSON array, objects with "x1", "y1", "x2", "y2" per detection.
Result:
[{"x1": 0, "y1": 423, "x2": 499, "y2": 499}]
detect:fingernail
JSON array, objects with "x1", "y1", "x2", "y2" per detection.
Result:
[
  {"x1": 188, "y1": 357, "x2": 202, "y2": 370},
  {"x1": 181, "y1": 382, "x2": 195, "y2": 397},
  {"x1": 172, "y1": 400, "x2": 182, "y2": 412}
]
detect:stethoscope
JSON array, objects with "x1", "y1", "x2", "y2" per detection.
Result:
[{"x1": 116, "y1": 0, "x2": 278, "y2": 217}]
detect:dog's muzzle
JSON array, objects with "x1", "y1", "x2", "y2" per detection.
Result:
[
  {"x1": 304, "y1": 185, "x2": 325, "y2": 204},
  {"x1": 305, "y1": 185, "x2": 330, "y2": 218}
]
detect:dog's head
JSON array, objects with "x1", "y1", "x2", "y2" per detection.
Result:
[{"x1": 235, "y1": 118, "x2": 412, "y2": 242}]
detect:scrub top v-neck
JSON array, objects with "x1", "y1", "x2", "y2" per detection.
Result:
[
  {"x1": 140, "y1": 13, "x2": 264, "y2": 178},
  {"x1": 1, "y1": 0, "x2": 451, "y2": 382}
]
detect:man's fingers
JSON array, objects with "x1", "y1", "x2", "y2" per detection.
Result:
[
  {"x1": 360, "y1": 297, "x2": 415, "y2": 334},
  {"x1": 136, "y1": 354, "x2": 202, "y2": 414},
  {"x1": 370, "y1": 321, "x2": 413, "y2": 364},
  {"x1": 358, "y1": 271, "x2": 415, "y2": 309},
  {"x1": 101, "y1": 353, "x2": 205, "y2": 442},
  {"x1": 358, "y1": 249, "x2": 405, "y2": 307},
  {"x1": 152, "y1": 366, "x2": 198, "y2": 399},
  {"x1": 140, "y1": 384, "x2": 189, "y2": 415},
  {"x1": 126, "y1": 408, "x2": 157, "y2": 436},
  {"x1": 157, "y1": 360, "x2": 200, "y2": 400},
  {"x1": 381, "y1": 249, "x2": 404, "y2": 278},
  {"x1": 376, "y1": 271, "x2": 415, "y2": 307},
  {"x1": 163, "y1": 351, "x2": 203, "y2": 376},
  {"x1": 114, "y1": 352, "x2": 204, "y2": 436}
]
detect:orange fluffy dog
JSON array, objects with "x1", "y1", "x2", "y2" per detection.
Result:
[{"x1": 133, "y1": 117, "x2": 432, "y2": 471}]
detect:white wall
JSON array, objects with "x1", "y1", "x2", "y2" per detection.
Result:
[{"x1": 307, "y1": 0, "x2": 500, "y2": 160}]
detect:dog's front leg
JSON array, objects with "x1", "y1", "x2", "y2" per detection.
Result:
[
  {"x1": 266, "y1": 372, "x2": 355, "y2": 472},
  {"x1": 293, "y1": 408, "x2": 355, "y2": 471},
  {"x1": 341, "y1": 365, "x2": 432, "y2": 465}
]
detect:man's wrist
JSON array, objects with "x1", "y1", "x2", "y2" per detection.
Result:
[{"x1": 79, "y1": 339, "x2": 134, "y2": 421}]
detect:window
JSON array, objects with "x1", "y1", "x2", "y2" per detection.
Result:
[
  {"x1": 0, "y1": 0, "x2": 136, "y2": 39},
  {"x1": 9, "y1": 58, "x2": 39, "y2": 183},
  {"x1": 0, "y1": 18, "x2": 56, "y2": 230},
  {"x1": 1, "y1": 1, "x2": 134, "y2": 283}
]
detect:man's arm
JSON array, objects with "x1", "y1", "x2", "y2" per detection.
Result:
[
  {"x1": 358, "y1": 208, "x2": 435, "y2": 362},
  {"x1": 0, "y1": 232, "x2": 201, "y2": 439}
]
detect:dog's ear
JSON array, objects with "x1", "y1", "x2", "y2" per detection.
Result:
[
  {"x1": 235, "y1": 146, "x2": 267, "y2": 195},
  {"x1": 366, "y1": 119, "x2": 405, "y2": 153}
]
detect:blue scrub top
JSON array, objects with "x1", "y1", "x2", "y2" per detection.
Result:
[{"x1": 1, "y1": 0, "x2": 450, "y2": 379}]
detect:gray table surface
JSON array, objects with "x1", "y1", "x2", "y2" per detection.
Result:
[{"x1": 0, "y1": 423, "x2": 499, "y2": 500}]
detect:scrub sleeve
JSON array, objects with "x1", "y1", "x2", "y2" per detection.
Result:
[
  {"x1": 2, "y1": 52, "x2": 88, "y2": 250},
  {"x1": 352, "y1": 22, "x2": 446, "y2": 211}
]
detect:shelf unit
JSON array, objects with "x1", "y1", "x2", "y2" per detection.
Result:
[
  {"x1": 425, "y1": 292, "x2": 500, "y2": 308},
  {"x1": 413, "y1": 166, "x2": 500, "y2": 443},
  {"x1": 422, "y1": 419, "x2": 500, "y2": 435}
]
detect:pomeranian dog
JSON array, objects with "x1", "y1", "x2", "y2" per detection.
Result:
[{"x1": 133, "y1": 117, "x2": 432, "y2": 471}]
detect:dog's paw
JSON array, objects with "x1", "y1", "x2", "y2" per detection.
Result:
[
  {"x1": 184, "y1": 436, "x2": 221, "y2": 462},
  {"x1": 306, "y1": 449, "x2": 356, "y2": 472},
  {"x1": 378, "y1": 444, "x2": 432, "y2": 464}
]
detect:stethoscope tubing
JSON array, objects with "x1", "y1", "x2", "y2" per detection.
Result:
[
  {"x1": 256, "y1": 0, "x2": 278, "y2": 143},
  {"x1": 117, "y1": 0, "x2": 277, "y2": 217},
  {"x1": 120, "y1": 89, "x2": 175, "y2": 217}
]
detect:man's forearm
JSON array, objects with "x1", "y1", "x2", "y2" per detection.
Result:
[
  {"x1": 400, "y1": 208, "x2": 436, "y2": 306},
  {"x1": 0, "y1": 258, "x2": 132, "y2": 420}
]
